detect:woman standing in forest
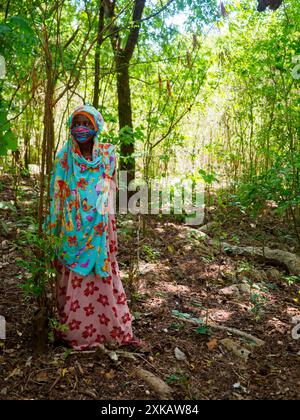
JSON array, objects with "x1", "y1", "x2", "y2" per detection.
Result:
[{"x1": 47, "y1": 104, "x2": 148, "y2": 351}]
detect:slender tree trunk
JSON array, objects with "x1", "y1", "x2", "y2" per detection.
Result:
[
  {"x1": 45, "y1": 78, "x2": 55, "y2": 178},
  {"x1": 104, "y1": 0, "x2": 146, "y2": 198},
  {"x1": 38, "y1": 67, "x2": 55, "y2": 235},
  {"x1": 116, "y1": 52, "x2": 135, "y2": 187},
  {"x1": 24, "y1": 132, "x2": 30, "y2": 170},
  {"x1": 5, "y1": 0, "x2": 10, "y2": 19},
  {"x1": 93, "y1": 1, "x2": 105, "y2": 109}
]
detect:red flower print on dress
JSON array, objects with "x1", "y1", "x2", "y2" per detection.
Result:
[
  {"x1": 93, "y1": 222, "x2": 105, "y2": 235},
  {"x1": 65, "y1": 295, "x2": 71, "y2": 302},
  {"x1": 112, "y1": 306, "x2": 118, "y2": 318},
  {"x1": 69, "y1": 340, "x2": 78, "y2": 348},
  {"x1": 113, "y1": 287, "x2": 119, "y2": 294},
  {"x1": 68, "y1": 235, "x2": 78, "y2": 247},
  {"x1": 122, "y1": 312, "x2": 131, "y2": 324},
  {"x1": 98, "y1": 313, "x2": 110, "y2": 326},
  {"x1": 68, "y1": 200, "x2": 77, "y2": 212},
  {"x1": 75, "y1": 161, "x2": 87, "y2": 173},
  {"x1": 111, "y1": 261, "x2": 117, "y2": 275},
  {"x1": 82, "y1": 198, "x2": 93, "y2": 212},
  {"x1": 82, "y1": 324, "x2": 96, "y2": 339},
  {"x1": 56, "y1": 180, "x2": 70, "y2": 198},
  {"x1": 110, "y1": 326, "x2": 124, "y2": 339},
  {"x1": 84, "y1": 281, "x2": 99, "y2": 297},
  {"x1": 83, "y1": 303, "x2": 95, "y2": 317},
  {"x1": 72, "y1": 276, "x2": 83, "y2": 289},
  {"x1": 60, "y1": 152, "x2": 69, "y2": 171},
  {"x1": 76, "y1": 178, "x2": 88, "y2": 190},
  {"x1": 79, "y1": 164, "x2": 87, "y2": 173},
  {"x1": 109, "y1": 240, "x2": 117, "y2": 254},
  {"x1": 70, "y1": 300, "x2": 80, "y2": 313},
  {"x1": 95, "y1": 334, "x2": 106, "y2": 344},
  {"x1": 97, "y1": 294, "x2": 109, "y2": 307},
  {"x1": 117, "y1": 292, "x2": 126, "y2": 305},
  {"x1": 69, "y1": 319, "x2": 81, "y2": 331},
  {"x1": 111, "y1": 219, "x2": 116, "y2": 231},
  {"x1": 102, "y1": 275, "x2": 112, "y2": 285}
]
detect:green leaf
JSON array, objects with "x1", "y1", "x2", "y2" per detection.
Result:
[
  {"x1": 5, "y1": 130, "x2": 18, "y2": 151},
  {"x1": 196, "y1": 325, "x2": 210, "y2": 335},
  {"x1": 0, "y1": 25, "x2": 11, "y2": 34}
]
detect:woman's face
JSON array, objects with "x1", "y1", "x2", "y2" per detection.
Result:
[{"x1": 71, "y1": 114, "x2": 94, "y2": 130}]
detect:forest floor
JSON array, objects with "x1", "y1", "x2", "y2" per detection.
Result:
[{"x1": 0, "y1": 174, "x2": 300, "y2": 400}]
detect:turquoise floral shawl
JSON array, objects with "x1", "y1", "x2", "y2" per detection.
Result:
[{"x1": 47, "y1": 104, "x2": 116, "y2": 277}]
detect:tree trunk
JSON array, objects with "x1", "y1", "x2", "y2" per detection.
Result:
[
  {"x1": 116, "y1": 52, "x2": 135, "y2": 191},
  {"x1": 93, "y1": 1, "x2": 105, "y2": 110},
  {"x1": 104, "y1": 0, "x2": 146, "y2": 200},
  {"x1": 38, "y1": 74, "x2": 55, "y2": 236}
]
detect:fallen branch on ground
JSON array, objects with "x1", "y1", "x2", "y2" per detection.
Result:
[
  {"x1": 183, "y1": 226, "x2": 300, "y2": 275},
  {"x1": 66, "y1": 345, "x2": 139, "y2": 360},
  {"x1": 171, "y1": 313, "x2": 265, "y2": 347},
  {"x1": 219, "y1": 244, "x2": 300, "y2": 276}
]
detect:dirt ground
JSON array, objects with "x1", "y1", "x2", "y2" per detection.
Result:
[{"x1": 0, "y1": 174, "x2": 300, "y2": 400}]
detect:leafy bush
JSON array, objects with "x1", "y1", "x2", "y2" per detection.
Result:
[
  {"x1": 235, "y1": 151, "x2": 300, "y2": 236},
  {"x1": 16, "y1": 228, "x2": 61, "y2": 299}
]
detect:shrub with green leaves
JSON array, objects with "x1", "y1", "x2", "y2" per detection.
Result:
[
  {"x1": 235, "y1": 152, "x2": 300, "y2": 239},
  {"x1": 17, "y1": 228, "x2": 61, "y2": 299}
]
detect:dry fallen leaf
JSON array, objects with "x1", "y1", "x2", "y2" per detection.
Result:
[
  {"x1": 220, "y1": 338, "x2": 251, "y2": 361},
  {"x1": 174, "y1": 347, "x2": 187, "y2": 361},
  {"x1": 207, "y1": 338, "x2": 218, "y2": 351},
  {"x1": 167, "y1": 245, "x2": 174, "y2": 253},
  {"x1": 35, "y1": 371, "x2": 49, "y2": 383},
  {"x1": 25, "y1": 356, "x2": 32, "y2": 368},
  {"x1": 105, "y1": 369, "x2": 116, "y2": 380}
]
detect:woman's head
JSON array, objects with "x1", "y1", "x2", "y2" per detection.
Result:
[
  {"x1": 69, "y1": 104, "x2": 104, "y2": 144},
  {"x1": 72, "y1": 113, "x2": 95, "y2": 130},
  {"x1": 71, "y1": 113, "x2": 96, "y2": 144}
]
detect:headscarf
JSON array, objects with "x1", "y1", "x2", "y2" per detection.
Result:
[{"x1": 47, "y1": 104, "x2": 116, "y2": 277}]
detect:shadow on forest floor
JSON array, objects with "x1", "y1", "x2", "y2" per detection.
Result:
[{"x1": 0, "y1": 174, "x2": 300, "y2": 400}]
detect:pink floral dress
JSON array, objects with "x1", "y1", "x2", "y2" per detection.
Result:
[{"x1": 54, "y1": 165, "x2": 134, "y2": 350}]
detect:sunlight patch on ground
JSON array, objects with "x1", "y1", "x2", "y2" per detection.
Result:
[
  {"x1": 285, "y1": 306, "x2": 300, "y2": 315},
  {"x1": 143, "y1": 296, "x2": 166, "y2": 309},
  {"x1": 285, "y1": 306, "x2": 300, "y2": 318},
  {"x1": 138, "y1": 261, "x2": 170, "y2": 275},
  {"x1": 159, "y1": 281, "x2": 191, "y2": 295},
  {"x1": 202, "y1": 308, "x2": 234, "y2": 323},
  {"x1": 267, "y1": 318, "x2": 290, "y2": 334}
]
